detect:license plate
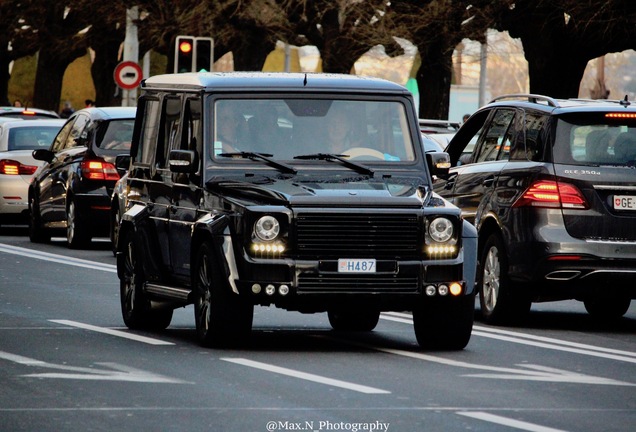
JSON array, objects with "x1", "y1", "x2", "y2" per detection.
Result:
[
  {"x1": 613, "y1": 195, "x2": 636, "y2": 210},
  {"x1": 338, "y1": 258, "x2": 376, "y2": 273}
]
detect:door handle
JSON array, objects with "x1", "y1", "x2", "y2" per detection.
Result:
[{"x1": 482, "y1": 176, "x2": 495, "y2": 188}]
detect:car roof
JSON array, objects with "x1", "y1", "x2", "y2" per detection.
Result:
[
  {"x1": 142, "y1": 72, "x2": 410, "y2": 95},
  {"x1": 0, "y1": 106, "x2": 60, "y2": 119},
  {"x1": 0, "y1": 118, "x2": 65, "y2": 129},
  {"x1": 71, "y1": 106, "x2": 137, "y2": 120},
  {"x1": 484, "y1": 94, "x2": 636, "y2": 115}
]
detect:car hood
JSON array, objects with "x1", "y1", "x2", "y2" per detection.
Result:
[{"x1": 206, "y1": 175, "x2": 432, "y2": 208}]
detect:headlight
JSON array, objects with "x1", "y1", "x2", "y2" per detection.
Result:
[
  {"x1": 254, "y1": 215, "x2": 280, "y2": 241},
  {"x1": 428, "y1": 217, "x2": 453, "y2": 242}
]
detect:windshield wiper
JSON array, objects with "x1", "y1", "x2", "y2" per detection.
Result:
[
  {"x1": 293, "y1": 153, "x2": 374, "y2": 177},
  {"x1": 218, "y1": 151, "x2": 297, "y2": 174}
]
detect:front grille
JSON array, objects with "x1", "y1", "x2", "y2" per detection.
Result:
[
  {"x1": 297, "y1": 274, "x2": 419, "y2": 293},
  {"x1": 295, "y1": 213, "x2": 420, "y2": 259}
]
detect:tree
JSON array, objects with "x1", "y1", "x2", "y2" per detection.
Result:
[
  {"x1": 0, "y1": 0, "x2": 40, "y2": 105},
  {"x1": 494, "y1": 0, "x2": 636, "y2": 98},
  {"x1": 27, "y1": 1, "x2": 92, "y2": 112}
]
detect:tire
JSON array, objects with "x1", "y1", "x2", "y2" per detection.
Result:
[
  {"x1": 28, "y1": 193, "x2": 50, "y2": 243},
  {"x1": 67, "y1": 199, "x2": 91, "y2": 249},
  {"x1": 193, "y1": 241, "x2": 253, "y2": 347},
  {"x1": 413, "y1": 293, "x2": 475, "y2": 350},
  {"x1": 327, "y1": 309, "x2": 380, "y2": 331},
  {"x1": 584, "y1": 295, "x2": 631, "y2": 320},
  {"x1": 119, "y1": 230, "x2": 173, "y2": 330},
  {"x1": 478, "y1": 233, "x2": 530, "y2": 324}
]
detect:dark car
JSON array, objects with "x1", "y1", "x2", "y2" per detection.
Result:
[
  {"x1": 29, "y1": 107, "x2": 136, "y2": 248},
  {"x1": 114, "y1": 72, "x2": 478, "y2": 350},
  {"x1": 434, "y1": 93, "x2": 636, "y2": 324},
  {"x1": 0, "y1": 106, "x2": 60, "y2": 120}
]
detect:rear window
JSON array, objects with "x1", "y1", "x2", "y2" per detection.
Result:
[
  {"x1": 8, "y1": 126, "x2": 62, "y2": 151},
  {"x1": 95, "y1": 119, "x2": 134, "y2": 153},
  {"x1": 553, "y1": 112, "x2": 636, "y2": 166}
]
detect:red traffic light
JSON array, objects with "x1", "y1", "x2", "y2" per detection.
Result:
[{"x1": 179, "y1": 40, "x2": 193, "y2": 54}]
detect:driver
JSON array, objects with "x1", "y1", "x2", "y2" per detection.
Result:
[{"x1": 324, "y1": 105, "x2": 362, "y2": 154}]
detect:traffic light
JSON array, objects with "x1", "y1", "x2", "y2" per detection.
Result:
[
  {"x1": 195, "y1": 37, "x2": 213, "y2": 72},
  {"x1": 175, "y1": 36, "x2": 194, "y2": 73}
]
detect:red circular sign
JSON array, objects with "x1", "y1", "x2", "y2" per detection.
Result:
[{"x1": 114, "y1": 61, "x2": 143, "y2": 90}]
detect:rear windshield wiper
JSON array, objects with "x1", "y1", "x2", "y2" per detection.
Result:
[
  {"x1": 293, "y1": 153, "x2": 374, "y2": 177},
  {"x1": 218, "y1": 151, "x2": 297, "y2": 174}
]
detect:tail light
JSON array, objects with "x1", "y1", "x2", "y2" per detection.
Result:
[
  {"x1": 513, "y1": 180, "x2": 588, "y2": 209},
  {"x1": 0, "y1": 159, "x2": 38, "y2": 175},
  {"x1": 80, "y1": 159, "x2": 120, "y2": 181}
]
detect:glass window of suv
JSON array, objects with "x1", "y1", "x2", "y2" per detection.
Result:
[
  {"x1": 519, "y1": 112, "x2": 549, "y2": 161},
  {"x1": 137, "y1": 99, "x2": 160, "y2": 165},
  {"x1": 156, "y1": 96, "x2": 182, "y2": 169},
  {"x1": 553, "y1": 112, "x2": 636, "y2": 166},
  {"x1": 474, "y1": 109, "x2": 515, "y2": 163},
  {"x1": 50, "y1": 119, "x2": 76, "y2": 153}
]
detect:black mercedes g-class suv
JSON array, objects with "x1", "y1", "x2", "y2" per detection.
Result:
[{"x1": 116, "y1": 72, "x2": 477, "y2": 350}]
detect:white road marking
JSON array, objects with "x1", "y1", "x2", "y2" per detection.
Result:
[
  {"x1": 381, "y1": 312, "x2": 636, "y2": 364},
  {"x1": 0, "y1": 350, "x2": 189, "y2": 383},
  {"x1": 0, "y1": 243, "x2": 116, "y2": 273},
  {"x1": 221, "y1": 358, "x2": 390, "y2": 394},
  {"x1": 50, "y1": 320, "x2": 174, "y2": 346},
  {"x1": 457, "y1": 411, "x2": 569, "y2": 432}
]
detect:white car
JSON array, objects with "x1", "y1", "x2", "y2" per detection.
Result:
[{"x1": 0, "y1": 118, "x2": 65, "y2": 224}]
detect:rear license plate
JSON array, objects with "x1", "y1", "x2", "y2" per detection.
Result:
[
  {"x1": 613, "y1": 195, "x2": 636, "y2": 210},
  {"x1": 338, "y1": 258, "x2": 376, "y2": 273}
]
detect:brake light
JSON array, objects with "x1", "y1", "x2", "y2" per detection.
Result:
[
  {"x1": 606, "y1": 113, "x2": 636, "y2": 119},
  {"x1": 0, "y1": 159, "x2": 38, "y2": 175},
  {"x1": 513, "y1": 180, "x2": 588, "y2": 209},
  {"x1": 21, "y1": 110, "x2": 36, "y2": 116},
  {"x1": 80, "y1": 159, "x2": 120, "y2": 181}
]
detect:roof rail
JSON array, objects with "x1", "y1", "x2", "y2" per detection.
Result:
[{"x1": 490, "y1": 93, "x2": 560, "y2": 108}]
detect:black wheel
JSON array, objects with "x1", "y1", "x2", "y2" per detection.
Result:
[
  {"x1": 67, "y1": 199, "x2": 91, "y2": 249},
  {"x1": 327, "y1": 309, "x2": 380, "y2": 331},
  {"x1": 478, "y1": 233, "x2": 530, "y2": 324},
  {"x1": 584, "y1": 295, "x2": 631, "y2": 320},
  {"x1": 119, "y1": 230, "x2": 173, "y2": 330},
  {"x1": 193, "y1": 242, "x2": 253, "y2": 347},
  {"x1": 28, "y1": 193, "x2": 50, "y2": 243},
  {"x1": 413, "y1": 293, "x2": 475, "y2": 350}
]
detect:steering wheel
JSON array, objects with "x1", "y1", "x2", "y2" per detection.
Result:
[{"x1": 342, "y1": 147, "x2": 385, "y2": 160}]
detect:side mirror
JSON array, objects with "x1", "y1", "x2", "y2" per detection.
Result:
[
  {"x1": 32, "y1": 149, "x2": 55, "y2": 163},
  {"x1": 426, "y1": 151, "x2": 451, "y2": 177},
  {"x1": 169, "y1": 149, "x2": 198, "y2": 174},
  {"x1": 115, "y1": 154, "x2": 131, "y2": 175}
]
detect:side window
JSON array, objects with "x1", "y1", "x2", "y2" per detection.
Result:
[
  {"x1": 137, "y1": 99, "x2": 161, "y2": 165},
  {"x1": 65, "y1": 114, "x2": 90, "y2": 149},
  {"x1": 156, "y1": 96, "x2": 182, "y2": 169},
  {"x1": 474, "y1": 109, "x2": 515, "y2": 163},
  {"x1": 518, "y1": 112, "x2": 548, "y2": 161},
  {"x1": 51, "y1": 120, "x2": 76, "y2": 152},
  {"x1": 181, "y1": 97, "x2": 202, "y2": 153}
]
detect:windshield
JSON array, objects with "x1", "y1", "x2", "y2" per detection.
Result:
[
  {"x1": 210, "y1": 98, "x2": 416, "y2": 164},
  {"x1": 554, "y1": 113, "x2": 636, "y2": 166}
]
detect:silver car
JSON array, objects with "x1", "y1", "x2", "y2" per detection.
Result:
[{"x1": 0, "y1": 118, "x2": 65, "y2": 224}]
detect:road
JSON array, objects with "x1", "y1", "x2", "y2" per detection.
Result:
[{"x1": 0, "y1": 226, "x2": 635, "y2": 432}]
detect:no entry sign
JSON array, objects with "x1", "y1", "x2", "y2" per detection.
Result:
[{"x1": 114, "y1": 61, "x2": 143, "y2": 90}]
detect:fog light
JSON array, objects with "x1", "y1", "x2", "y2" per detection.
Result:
[
  {"x1": 251, "y1": 283, "x2": 262, "y2": 294},
  {"x1": 265, "y1": 284, "x2": 276, "y2": 295},
  {"x1": 425, "y1": 285, "x2": 437, "y2": 296},
  {"x1": 438, "y1": 284, "x2": 449, "y2": 296},
  {"x1": 279, "y1": 285, "x2": 289, "y2": 296},
  {"x1": 449, "y1": 282, "x2": 462, "y2": 296}
]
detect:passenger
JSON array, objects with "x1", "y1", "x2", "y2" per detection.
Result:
[
  {"x1": 613, "y1": 131, "x2": 636, "y2": 163},
  {"x1": 215, "y1": 107, "x2": 247, "y2": 154},
  {"x1": 585, "y1": 130, "x2": 610, "y2": 163}
]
